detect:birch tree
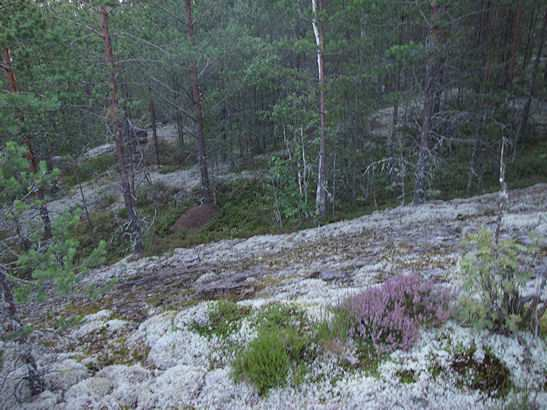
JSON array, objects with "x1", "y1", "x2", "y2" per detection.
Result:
[{"x1": 311, "y1": 0, "x2": 327, "y2": 218}]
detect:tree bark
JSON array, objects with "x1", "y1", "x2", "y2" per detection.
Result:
[
  {"x1": 2, "y1": 47, "x2": 52, "y2": 239},
  {"x1": 513, "y1": 8, "x2": 547, "y2": 161},
  {"x1": 100, "y1": 6, "x2": 143, "y2": 254},
  {"x1": 312, "y1": 0, "x2": 327, "y2": 218},
  {"x1": 149, "y1": 88, "x2": 161, "y2": 167},
  {"x1": 184, "y1": 0, "x2": 213, "y2": 204},
  {"x1": 509, "y1": 0, "x2": 523, "y2": 85},
  {"x1": 414, "y1": 2, "x2": 443, "y2": 205}
]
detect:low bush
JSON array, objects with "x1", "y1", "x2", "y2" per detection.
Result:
[
  {"x1": 344, "y1": 274, "x2": 450, "y2": 353},
  {"x1": 232, "y1": 303, "x2": 314, "y2": 395},
  {"x1": 232, "y1": 330, "x2": 290, "y2": 395},
  {"x1": 458, "y1": 228, "x2": 545, "y2": 334}
]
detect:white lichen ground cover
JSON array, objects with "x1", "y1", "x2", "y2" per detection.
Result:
[
  {"x1": 7, "y1": 301, "x2": 544, "y2": 409},
  {"x1": 1, "y1": 184, "x2": 547, "y2": 409}
]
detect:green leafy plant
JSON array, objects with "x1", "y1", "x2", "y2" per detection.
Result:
[
  {"x1": 16, "y1": 209, "x2": 107, "y2": 302},
  {"x1": 0, "y1": 141, "x2": 60, "y2": 246},
  {"x1": 458, "y1": 228, "x2": 545, "y2": 334},
  {"x1": 269, "y1": 156, "x2": 309, "y2": 226}
]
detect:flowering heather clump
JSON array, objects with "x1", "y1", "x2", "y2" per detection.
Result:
[{"x1": 345, "y1": 274, "x2": 450, "y2": 353}]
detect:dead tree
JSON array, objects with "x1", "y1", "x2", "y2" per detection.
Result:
[{"x1": 100, "y1": 6, "x2": 143, "y2": 254}]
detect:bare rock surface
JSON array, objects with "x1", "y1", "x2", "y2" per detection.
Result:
[{"x1": 2, "y1": 184, "x2": 547, "y2": 409}]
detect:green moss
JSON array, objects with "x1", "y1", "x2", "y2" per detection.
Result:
[
  {"x1": 540, "y1": 312, "x2": 547, "y2": 340},
  {"x1": 450, "y1": 345, "x2": 511, "y2": 398},
  {"x1": 54, "y1": 315, "x2": 84, "y2": 331},
  {"x1": 254, "y1": 303, "x2": 308, "y2": 334},
  {"x1": 89, "y1": 336, "x2": 150, "y2": 371},
  {"x1": 62, "y1": 154, "x2": 116, "y2": 187},
  {"x1": 191, "y1": 300, "x2": 251, "y2": 339},
  {"x1": 396, "y1": 369, "x2": 417, "y2": 384},
  {"x1": 72, "y1": 210, "x2": 128, "y2": 265},
  {"x1": 355, "y1": 340, "x2": 383, "y2": 377}
]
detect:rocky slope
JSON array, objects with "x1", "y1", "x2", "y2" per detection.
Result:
[{"x1": 1, "y1": 184, "x2": 547, "y2": 409}]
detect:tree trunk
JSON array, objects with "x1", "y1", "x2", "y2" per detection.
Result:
[
  {"x1": 312, "y1": 0, "x2": 327, "y2": 218},
  {"x1": 513, "y1": 8, "x2": 547, "y2": 161},
  {"x1": 414, "y1": 2, "x2": 443, "y2": 205},
  {"x1": 509, "y1": 0, "x2": 523, "y2": 85},
  {"x1": 2, "y1": 47, "x2": 52, "y2": 239},
  {"x1": 0, "y1": 266, "x2": 17, "y2": 328},
  {"x1": 149, "y1": 88, "x2": 161, "y2": 167},
  {"x1": 184, "y1": 0, "x2": 213, "y2": 204},
  {"x1": 100, "y1": 6, "x2": 143, "y2": 255}
]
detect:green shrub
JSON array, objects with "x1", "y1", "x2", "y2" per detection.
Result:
[
  {"x1": 458, "y1": 228, "x2": 545, "y2": 334},
  {"x1": 315, "y1": 306, "x2": 355, "y2": 346},
  {"x1": 232, "y1": 330, "x2": 290, "y2": 395},
  {"x1": 16, "y1": 209, "x2": 107, "y2": 302},
  {"x1": 232, "y1": 303, "x2": 315, "y2": 395}
]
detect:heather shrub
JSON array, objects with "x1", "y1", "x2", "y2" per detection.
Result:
[
  {"x1": 458, "y1": 228, "x2": 545, "y2": 334},
  {"x1": 345, "y1": 274, "x2": 450, "y2": 353},
  {"x1": 232, "y1": 303, "x2": 315, "y2": 395}
]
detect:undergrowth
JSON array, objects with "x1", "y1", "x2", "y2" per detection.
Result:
[
  {"x1": 232, "y1": 303, "x2": 315, "y2": 395},
  {"x1": 192, "y1": 300, "x2": 251, "y2": 339}
]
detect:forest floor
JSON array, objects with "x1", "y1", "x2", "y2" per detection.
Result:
[{"x1": 2, "y1": 182, "x2": 546, "y2": 409}]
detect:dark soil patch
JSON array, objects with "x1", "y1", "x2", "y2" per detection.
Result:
[{"x1": 171, "y1": 204, "x2": 218, "y2": 232}]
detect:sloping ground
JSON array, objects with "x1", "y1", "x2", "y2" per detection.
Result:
[
  {"x1": 0, "y1": 163, "x2": 256, "y2": 232},
  {"x1": 2, "y1": 184, "x2": 547, "y2": 409}
]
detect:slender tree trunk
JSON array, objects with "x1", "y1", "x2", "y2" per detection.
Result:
[
  {"x1": 522, "y1": 6, "x2": 538, "y2": 73},
  {"x1": 513, "y1": 8, "x2": 547, "y2": 161},
  {"x1": 414, "y1": 2, "x2": 443, "y2": 205},
  {"x1": 184, "y1": 0, "x2": 212, "y2": 204},
  {"x1": 149, "y1": 88, "x2": 161, "y2": 167},
  {"x1": 100, "y1": 6, "x2": 143, "y2": 254},
  {"x1": 509, "y1": 0, "x2": 523, "y2": 85},
  {"x1": 2, "y1": 47, "x2": 52, "y2": 239},
  {"x1": 312, "y1": 0, "x2": 327, "y2": 218}
]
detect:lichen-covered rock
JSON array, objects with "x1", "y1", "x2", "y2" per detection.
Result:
[
  {"x1": 20, "y1": 390, "x2": 59, "y2": 410},
  {"x1": 148, "y1": 329, "x2": 209, "y2": 370},
  {"x1": 136, "y1": 365, "x2": 206, "y2": 409},
  {"x1": 44, "y1": 359, "x2": 89, "y2": 392},
  {"x1": 192, "y1": 368, "x2": 255, "y2": 409}
]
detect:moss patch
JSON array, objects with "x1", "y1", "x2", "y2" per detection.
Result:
[
  {"x1": 191, "y1": 300, "x2": 251, "y2": 339},
  {"x1": 396, "y1": 369, "x2": 417, "y2": 384},
  {"x1": 450, "y1": 345, "x2": 511, "y2": 398}
]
